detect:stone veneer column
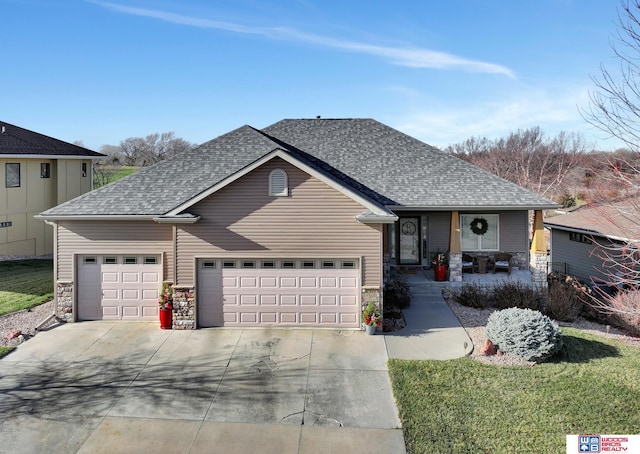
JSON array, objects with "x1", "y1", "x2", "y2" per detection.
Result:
[
  {"x1": 172, "y1": 286, "x2": 195, "y2": 330},
  {"x1": 448, "y1": 253, "x2": 462, "y2": 282},
  {"x1": 56, "y1": 281, "x2": 74, "y2": 322},
  {"x1": 530, "y1": 253, "x2": 548, "y2": 289}
]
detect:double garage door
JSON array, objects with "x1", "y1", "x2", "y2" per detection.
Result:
[
  {"x1": 197, "y1": 258, "x2": 361, "y2": 328},
  {"x1": 77, "y1": 255, "x2": 162, "y2": 321}
]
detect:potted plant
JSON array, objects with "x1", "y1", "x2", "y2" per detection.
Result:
[
  {"x1": 362, "y1": 302, "x2": 382, "y2": 335},
  {"x1": 432, "y1": 252, "x2": 448, "y2": 282},
  {"x1": 158, "y1": 282, "x2": 173, "y2": 329}
]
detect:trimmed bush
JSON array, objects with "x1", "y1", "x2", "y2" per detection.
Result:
[
  {"x1": 452, "y1": 283, "x2": 490, "y2": 309},
  {"x1": 544, "y1": 281, "x2": 581, "y2": 322},
  {"x1": 493, "y1": 281, "x2": 541, "y2": 311},
  {"x1": 485, "y1": 308, "x2": 563, "y2": 362}
]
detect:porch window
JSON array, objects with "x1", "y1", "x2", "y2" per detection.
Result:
[{"x1": 460, "y1": 214, "x2": 499, "y2": 251}]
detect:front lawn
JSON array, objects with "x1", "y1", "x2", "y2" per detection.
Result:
[
  {"x1": 388, "y1": 328, "x2": 640, "y2": 453},
  {"x1": 0, "y1": 259, "x2": 54, "y2": 316}
]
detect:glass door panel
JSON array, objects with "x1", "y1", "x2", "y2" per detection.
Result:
[{"x1": 399, "y1": 217, "x2": 420, "y2": 264}]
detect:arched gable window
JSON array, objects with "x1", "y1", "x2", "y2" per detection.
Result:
[{"x1": 269, "y1": 168, "x2": 288, "y2": 196}]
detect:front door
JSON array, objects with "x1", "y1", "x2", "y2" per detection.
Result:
[{"x1": 399, "y1": 217, "x2": 420, "y2": 264}]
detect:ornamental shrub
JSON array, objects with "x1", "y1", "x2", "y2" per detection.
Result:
[
  {"x1": 452, "y1": 283, "x2": 490, "y2": 309},
  {"x1": 485, "y1": 308, "x2": 563, "y2": 362},
  {"x1": 493, "y1": 281, "x2": 542, "y2": 311},
  {"x1": 544, "y1": 281, "x2": 581, "y2": 322}
]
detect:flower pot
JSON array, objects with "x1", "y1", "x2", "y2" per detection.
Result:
[
  {"x1": 433, "y1": 264, "x2": 447, "y2": 282},
  {"x1": 159, "y1": 306, "x2": 173, "y2": 329},
  {"x1": 364, "y1": 324, "x2": 377, "y2": 335}
]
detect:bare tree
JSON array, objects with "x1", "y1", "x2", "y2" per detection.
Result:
[
  {"x1": 446, "y1": 127, "x2": 585, "y2": 200},
  {"x1": 580, "y1": 0, "x2": 640, "y2": 333},
  {"x1": 119, "y1": 132, "x2": 194, "y2": 166}
]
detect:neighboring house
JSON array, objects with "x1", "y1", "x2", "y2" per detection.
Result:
[
  {"x1": 0, "y1": 121, "x2": 106, "y2": 256},
  {"x1": 38, "y1": 119, "x2": 557, "y2": 329},
  {"x1": 545, "y1": 199, "x2": 639, "y2": 285}
]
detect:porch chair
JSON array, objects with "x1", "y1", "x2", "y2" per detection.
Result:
[
  {"x1": 493, "y1": 253, "x2": 512, "y2": 275},
  {"x1": 461, "y1": 254, "x2": 475, "y2": 274}
]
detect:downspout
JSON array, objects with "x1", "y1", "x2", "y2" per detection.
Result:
[
  {"x1": 172, "y1": 225, "x2": 178, "y2": 285},
  {"x1": 36, "y1": 220, "x2": 61, "y2": 330}
]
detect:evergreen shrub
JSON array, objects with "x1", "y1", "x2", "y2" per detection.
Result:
[{"x1": 485, "y1": 307, "x2": 563, "y2": 362}]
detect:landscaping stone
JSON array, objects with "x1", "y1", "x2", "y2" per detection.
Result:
[
  {"x1": 480, "y1": 339, "x2": 496, "y2": 356},
  {"x1": 6, "y1": 329, "x2": 21, "y2": 340}
]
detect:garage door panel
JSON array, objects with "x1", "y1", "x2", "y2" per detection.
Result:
[
  {"x1": 122, "y1": 289, "x2": 140, "y2": 300},
  {"x1": 122, "y1": 272, "x2": 140, "y2": 283},
  {"x1": 240, "y1": 277, "x2": 257, "y2": 287},
  {"x1": 260, "y1": 312, "x2": 277, "y2": 323},
  {"x1": 240, "y1": 295, "x2": 257, "y2": 305},
  {"x1": 281, "y1": 295, "x2": 297, "y2": 306},
  {"x1": 260, "y1": 295, "x2": 277, "y2": 305},
  {"x1": 102, "y1": 272, "x2": 119, "y2": 283},
  {"x1": 300, "y1": 277, "x2": 317, "y2": 288},
  {"x1": 102, "y1": 289, "x2": 119, "y2": 300},
  {"x1": 280, "y1": 277, "x2": 297, "y2": 288},
  {"x1": 142, "y1": 272, "x2": 160, "y2": 283},
  {"x1": 320, "y1": 295, "x2": 337, "y2": 306},
  {"x1": 198, "y1": 258, "x2": 360, "y2": 328},
  {"x1": 300, "y1": 295, "x2": 317, "y2": 306},
  {"x1": 260, "y1": 277, "x2": 277, "y2": 287},
  {"x1": 78, "y1": 255, "x2": 161, "y2": 322}
]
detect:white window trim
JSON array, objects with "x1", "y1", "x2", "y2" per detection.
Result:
[
  {"x1": 269, "y1": 168, "x2": 288, "y2": 196},
  {"x1": 460, "y1": 214, "x2": 500, "y2": 251}
]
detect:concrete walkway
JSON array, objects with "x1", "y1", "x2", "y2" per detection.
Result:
[{"x1": 0, "y1": 290, "x2": 471, "y2": 453}]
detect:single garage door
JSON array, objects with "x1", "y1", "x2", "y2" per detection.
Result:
[
  {"x1": 77, "y1": 255, "x2": 162, "y2": 321},
  {"x1": 197, "y1": 258, "x2": 360, "y2": 328}
]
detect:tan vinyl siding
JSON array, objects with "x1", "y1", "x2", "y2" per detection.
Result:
[
  {"x1": 56, "y1": 221, "x2": 173, "y2": 281},
  {"x1": 176, "y1": 158, "x2": 382, "y2": 286}
]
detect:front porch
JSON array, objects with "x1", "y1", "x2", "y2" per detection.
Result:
[{"x1": 392, "y1": 266, "x2": 535, "y2": 289}]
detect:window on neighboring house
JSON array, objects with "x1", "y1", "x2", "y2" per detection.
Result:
[
  {"x1": 569, "y1": 232, "x2": 593, "y2": 244},
  {"x1": 460, "y1": 214, "x2": 499, "y2": 251},
  {"x1": 41, "y1": 163, "x2": 50, "y2": 178},
  {"x1": 5, "y1": 163, "x2": 20, "y2": 188},
  {"x1": 82, "y1": 162, "x2": 87, "y2": 177},
  {"x1": 269, "y1": 168, "x2": 288, "y2": 196}
]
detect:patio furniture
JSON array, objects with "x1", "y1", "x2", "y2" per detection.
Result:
[
  {"x1": 461, "y1": 254, "x2": 475, "y2": 274},
  {"x1": 477, "y1": 256, "x2": 489, "y2": 274},
  {"x1": 493, "y1": 253, "x2": 512, "y2": 275}
]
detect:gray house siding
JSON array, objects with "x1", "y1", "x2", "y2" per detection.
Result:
[
  {"x1": 550, "y1": 229, "x2": 612, "y2": 283},
  {"x1": 56, "y1": 221, "x2": 173, "y2": 281},
  {"x1": 175, "y1": 158, "x2": 383, "y2": 286}
]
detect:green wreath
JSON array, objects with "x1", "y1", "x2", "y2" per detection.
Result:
[{"x1": 470, "y1": 217, "x2": 488, "y2": 235}]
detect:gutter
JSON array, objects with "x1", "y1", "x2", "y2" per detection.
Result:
[{"x1": 390, "y1": 204, "x2": 560, "y2": 211}]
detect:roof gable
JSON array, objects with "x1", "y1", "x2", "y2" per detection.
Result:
[{"x1": 0, "y1": 121, "x2": 105, "y2": 157}]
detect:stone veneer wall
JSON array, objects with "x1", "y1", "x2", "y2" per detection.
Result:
[
  {"x1": 448, "y1": 253, "x2": 462, "y2": 282},
  {"x1": 56, "y1": 281, "x2": 74, "y2": 322},
  {"x1": 172, "y1": 286, "x2": 195, "y2": 330},
  {"x1": 530, "y1": 252, "x2": 549, "y2": 289}
]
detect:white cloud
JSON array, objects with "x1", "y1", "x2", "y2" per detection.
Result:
[
  {"x1": 392, "y1": 85, "x2": 612, "y2": 148},
  {"x1": 89, "y1": 1, "x2": 515, "y2": 77}
]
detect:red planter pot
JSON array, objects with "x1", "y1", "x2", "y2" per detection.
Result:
[
  {"x1": 159, "y1": 305, "x2": 173, "y2": 329},
  {"x1": 433, "y1": 264, "x2": 447, "y2": 282}
]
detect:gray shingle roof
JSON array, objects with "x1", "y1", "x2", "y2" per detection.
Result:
[
  {"x1": 40, "y1": 119, "x2": 557, "y2": 217},
  {"x1": 0, "y1": 121, "x2": 105, "y2": 157}
]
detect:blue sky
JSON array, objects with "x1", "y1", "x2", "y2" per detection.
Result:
[{"x1": 1, "y1": 0, "x2": 627, "y2": 151}]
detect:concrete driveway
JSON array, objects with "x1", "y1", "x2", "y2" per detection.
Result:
[{"x1": 0, "y1": 322, "x2": 405, "y2": 453}]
